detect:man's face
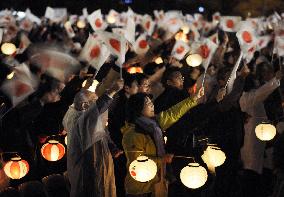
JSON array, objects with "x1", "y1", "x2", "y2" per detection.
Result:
[{"x1": 167, "y1": 71, "x2": 184, "y2": 90}]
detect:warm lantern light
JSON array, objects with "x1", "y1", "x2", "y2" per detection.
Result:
[
  {"x1": 41, "y1": 140, "x2": 65, "y2": 161},
  {"x1": 4, "y1": 157, "x2": 29, "y2": 179},
  {"x1": 164, "y1": 136, "x2": 167, "y2": 144},
  {"x1": 180, "y1": 163, "x2": 208, "y2": 189},
  {"x1": 77, "y1": 20, "x2": 86, "y2": 29},
  {"x1": 129, "y1": 156, "x2": 157, "y2": 182},
  {"x1": 127, "y1": 67, "x2": 143, "y2": 74},
  {"x1": 181, "y1": 26, "x2": 190, "y2": 34},
  {"x1": 7, "y1": 71, "x2": 15, "y2": 80},
  {"x1": 155, "y1": 57, "x2": 163, "y2": 64},
  {"x1": 1, "y1": 43, "x2": 17, "y2": 55},
  {"x1": 255, "y1": 123, "x2": 276, "y2": 141},
  {"x1": 65, "y1": 136, "x2": 67, "y2": 145},
  {"x1": 175, "y1": 32, "x2": 188, "y2": 43},
  {"x1": 107, "y1": 15, "x2": 116, "y2": 24},
  {"x1": 82, "y1": 80, "x2": 87, "y2": 87},
  {"x1": 186, "y1": 54, "x2": 203, "y2": 67},
  {"x1": 202, "y1": 145, "x2": 226, "y2": 168},
  {"x1": 87, "y1": 80, "x2": 99, "y2": 93}
]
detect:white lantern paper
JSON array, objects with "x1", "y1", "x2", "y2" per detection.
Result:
[
  {"x1": 186, "y1": 54, "x2": 203, "y2": 67},
  {"x1": 255, "y1": 123, "x2": 276, "y2": 141},
  {"x1": 180, "y1": 163, "x2": 208, "y2": 189},
  {"x1": 202, "y1": 145, "x2": 226, "y2": 168},
  {"x1": 129, "y1": 156, "x2": 157, "y2": 182},
  {"x1": 1, "y1": 43, "x2": 17, "y2": 55},
  {"x1": 65, "y1": 135, "x2": 67, "y2": 145},
  {"x1": 77, "y1": 20, "x2": 86, "y2": 29}
]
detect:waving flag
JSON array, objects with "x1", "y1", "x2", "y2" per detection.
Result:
[
  {"x1": 20, "y1": 19, "x2": 33, "y2": 32},
  {"x1": 17, "y1": 33, "x2": 31, "y2": 54},
  {"x1": 45, "y1": 7, "x2": 67, "y2": 23},
  {"x1": 133, "y1": 34, "x2": 149, "y2": 55},
  {"x1": 88, "y1": 9, "x2": 107, "y2": 31},
  {"x1": 171, "y1": 40, "x2": 189, "y2": 60},
  {"x1": 125, "y1": 17, "x2": 136, "y2": 44},
  {"x1": 220, "y1": 16, "x2": 241, "y2": 32},
  {"x1": 80, "y1": 34, "x2": 110, "y2": 70},
  {"x1": 257, "y1": 35, "x2": 272, "y2": 50},
  {"x1": 226, "y1": 52, "x2": 243, "y2": 94},
  {"x1": 142, "y1": 15, "x2": 155, "y2": 35},
  {"x1": 25, "y1": 9, "x2": 41, "y2": 25}
]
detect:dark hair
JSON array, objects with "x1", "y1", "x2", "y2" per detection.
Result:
[
  {"x1": 123, "y1": 73, "x2": 137, "y2": 88},
  {"x1": 217, "y1": 66, "x2": 232, "y2": 82},
  {"x1": 161, "y1": 67, "x2": 181, "y2": 87},
  {"x1": 256, "y1": 62, "x2": 274, "y2": 82},
  {"x1": 243, "y1": 74, "x2": 257, "y2": 92},
  {"x1": 135, "y1": 73, "x2": 148, "y2": 86},
  {"x1": 126, "y1": 93, "x2": 148, "y2": 123}
]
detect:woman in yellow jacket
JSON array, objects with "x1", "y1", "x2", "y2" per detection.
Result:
[{"x1": 122, "y1": 88, "x2": 204, "y2": 197}]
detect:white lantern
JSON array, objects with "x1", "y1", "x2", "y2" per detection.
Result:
[
  {"x1": 107, "y1": 15, "x2": 116, "y2": 24},
  {"x1": 202, "y1": 145, "x2": 226, "y2": 168},
  {"x1": 129, "y1": 156, "x2": 157, "y2": 182},
  {"x1": 180, "y1": 163, "x2": 208, "y2": 189},
  {"x1": 1, "y1": 43, "x2": 17, "y2": 55},
  {"x1": 77, "y1": 20, "x2": 86, "y2": 29},
  {"x1": 87, "y1": 80, "x2": 99, "y2": 93},
  {"x1": 186, "y1": 54, "x2": 203, "y2": 67},
  {"x1": 4, "y1": 157, "x2": 29, "y2": 179},
  {"x1": 155, "y1": 57, "x2": 163, "y2": 64},
  {"x1": 255, "y1": 123, "x2": 276, "y2": 141}
]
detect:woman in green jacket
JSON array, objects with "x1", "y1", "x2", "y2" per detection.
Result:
[{"x1": 122, "y1": 88, "x2": 204, "y2": 197}]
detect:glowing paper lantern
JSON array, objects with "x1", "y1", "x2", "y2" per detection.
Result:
[
  {"x1": 4, "y1": 157, "x2": 29, "y2": 179},
  {"x1": 65, "y1": 135, "x2": 67, "y2": 145},
  {"x1": 127, "y1": 67, "x2": 143, "y2": 74},
  {"x1": 6, "y1": 71, "x2": 15, "y2": 80},
  {"x1": 87, "y1": 80, "x2": 99, "y2": 92},
  {"x1": 186, "y1": 54, "x2": 203, "y2": 67},
  {"x1": 82, "y1": 80, "x2": 87, "y2": 87},
  {"x1": 181, "y1": 26, "x2": 190, "y2": 34},
  {"x1": 255, "y1": 123, "x2": 276, "y2": 141},
  {"x1": 41, "y1": 140, "x2": 65, "y2": 161},
  {"x1": 1, "y1": 43, "x2": 17, "y2": 55},
  {"x1": 155, "y1": 57, "x2": 163, "y2": 64},
  {"x1": 129, "y1": 156, "x2": 157, "y2": 182},
  {"x1": 175, "y1": 32, "x2": 188, "y2": 43},
  {"x1": 107, "y1": 15, "x2": 116, "y2": 24},
  {"x1": 77, "y1": 20, "x2": 86, "y2": 29},
  {"x1": 180, "y1": 163, "x2": 208, "y2": 189},
  {"x1": 202, "y1": 145, "x2": 226, "y2": 168}
]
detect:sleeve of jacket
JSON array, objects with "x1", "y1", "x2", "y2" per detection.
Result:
[
  {"x1": 157, "y1": 97, "x2": 197, "y2": 130},
  {"x1": 240, "y1": 77, "x2": 280, "y2": 112}
]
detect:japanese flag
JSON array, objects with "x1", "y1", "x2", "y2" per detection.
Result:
[
  {"x1": 17, "y1": 33, "x2": 31, "y2": 54},
  {"x1": 236, "y1": 23, "x2": 258, "y2": 62},
  {"x1": 209, "y1": 33, "x2": 219, "y2": 45},
  {"x1": 87, "y1": 9, "x2": 107, "y2": 31},
  {"x1": 257, "y1": 35, "x2": 272, "y2": 50},
  {"x1": 171, "y1": 40, "x2": 190, "y2": 60},
  {"x1": 20, "y1": 19, "x2": 33, "y2": 32},
  {"x1": 142, "y1": 15, "x2": 155, "y2": 35},
  {"x1": 212, "y1": 12, "x2": 221, "y2": 25},
  {"x1": 64, "y1": 21, "x2": 75, "y2": 38},
  {"x1": 25, "y1": 9, "x2": 41, "y2": 25},
  {"x1": 82, "y1": 8, "x2": 88, "y2": 19},
  {"x1": 112, "y1": 28, "x2": 125, "y2": 36},
  {"x1": 274, "y1": 36, "x2": 284, "y2": 57},
  {"x1": 97, "y1": 31, "x2": 127, "y2": 66},
  {"x1": 80, "y1": 34, "x2": 110, "y2": 70},
  {"x1": 226, "y1": 52, "x2": 243, "y2": 94},
  {"x1": 189, "y1": 24, "x2": 200, "y2": 42},
  {"x1": 220, "y1": 16, "x2": 241, "y2": 32},
  {"x1": 106, "y1": 9, "x2": 120, "y2": 24},
  {"x1": 125, "y1": 17, "x2": 136, "y2": 44},
  {"x1": 153, "y1": 10, "x2": 164, "y2": 22},
  {"x1": 1, "y1": 63, "x2": 38, "y2": 106},
  {"x1": 45, "y1": 7, "x2": 67, "y2": 23},
  {"x1": 134, "y1": 34, "x2": 149, "y2": 55}
]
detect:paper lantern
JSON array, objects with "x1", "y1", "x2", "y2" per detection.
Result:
[
  {"x1": 255, "y1": 123, "x2": 276, "y2": 141},
  {"x1": 107, "y1": 15, "x2": 116, "y2": 24},
  {"x1": 202, "y1": 145, "x2": 226, "y2": 168},
  {"x1": 175, "y1": 32, "x2": 188, "y2": 43},
  {"x1": 87, "y1": 80, "x2": 99, "y2": 93},
  {"x1": 4, "y1": 157, "x2": 29, "y2": 179},
  {"x1": 180, "y1": 163, "x2": 208, "y2": 189},
  {"x1": 6, "y1": 71, "x2": 15, "y2": 80},
  {"x1": 154, "y1": 57, "x2": 163, "y2": 64},
  {"x1": 1, "y1": 43, "x2": 17, "y2": 55},
  {"x1": 82, "y1": 80, "x2": 87, "y2": 87},
  {"x1": 129, "y1": 156, "x2": 157, "y2": 182},
  {"x1": 127, "y1": 67, "x2": 143, "y2": 74},
  {"x1": 77, "y1": 20, "x2": 86, "y2": 29},
  {"x1": 41, "y1": 140, "x2": 65, "y2": 161},
  {"x1": 181, "y1": 26, "x2": 190, "y2": 34},
  {"x1": 186, "y1": 54, "x2": 203, "y2": 67},
  {"x1": 65, "y1": 135, "x2": 67, "y2": 145}
]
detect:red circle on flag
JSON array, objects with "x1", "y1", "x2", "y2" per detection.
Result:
[
  {"x1": 242, "y1": 31, "x2": 253, "y2": 43},
  {"x1": 176, "y1": 46, "x2": 185, "y2": 54},
  {"x1": 109, "y1": 39, "x2": 121, "y2": 52},
  {"x1": 15, "y1": 82, "x2": 31, "y2": 97},
  {"x1": 90, "y1": 46, "x2": 101, "y2": 59},
  {"x1": 214, "y1": 15, "x2": 220, "y2": 21},
  {"x1": 226, "y1": 19, "x2": 234, "y2": 28},
  {"x1": 145, "y1": 21, "x2": 150, "y2": 30},
  {"x1": 200, "y1": 45, "x2": 210, "y2": 59},
  {"x1": 95, "y1": 19, "x2": 102, "y2": 28},
  {"x1": 139, "y1": 40, "x2": 148, "y2": 49}
]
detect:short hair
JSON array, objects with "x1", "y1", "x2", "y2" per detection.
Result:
[
  {"x1": 161, "y1": 67, "x2": 181, "y2": 87},
  {"x1": 217, "y1": 67, "x2": 232, "y2": 81},
  {"x1": 123, "y1": 73, "x2": 137, "y2": 88},
  {"x1": 135, "y1": 73, "x2": 149, "y2": 86},
  {"x1": 73, "y1": 89, "x2": 93, "y2": 110}
]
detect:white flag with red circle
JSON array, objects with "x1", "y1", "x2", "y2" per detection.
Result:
[
  {"x1": 17, "y1": 33, "x2": 31, "y2": 54},
  {"x1": 1, "y1": 63, "x2": 38, "y2": 106},
  {"x1": 220, "y1": 16, "x2": 241, "y2": 32},
  {"x1": 97, "y1": 31, "x2": 127, "y2": 66},
  {"x1": 25, "y1": 9, "x2": 41, "y2": 25},
  {"x1": 20, "y1": 19, "x2": 33, "y2": 32},
  {"x1": 80, "y1": 34, "x2": 110, "y2": 70},
  {"x1": 212, "y1": 12, "x2": 221, "y2": 25},
  {"x1": 189, "y1": 24, "x2": 200, "y2": 42},
  {"x1": 134, "y1": 34, "x2": 149, "y2": 55},
  {"x1": 87, "y1": 9, "x2": 107, "y2": 31},
  {"x1": 257, "y1": 35, "x2": 272, "y2": 50},
  {"x1": 142, "y1": 15, "x2": 155, "y2": 35},
  {"x1": 209, "y1": 33, "x2": 219, "y2": 45},
  {"x1": 171, "y1": 40, "x2": 190, "y2": 60},
  {"x1": 125, "y1": 17, "x2": 136, "y2": 44}
]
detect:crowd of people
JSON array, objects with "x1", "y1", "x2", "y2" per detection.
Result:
[{"x1": 0, "y1": 7, "x2": 283, "y2": 197}]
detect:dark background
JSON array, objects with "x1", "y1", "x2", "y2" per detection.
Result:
[{"x1": 0, "y1": 0, "x2": 283, "y2": 18}]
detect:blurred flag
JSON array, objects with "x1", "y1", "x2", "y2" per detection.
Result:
[
  {"x1": 45, "y1": 7, "x2": 67, "y2": 23},
  {"x1": 87, "y1": 9, "x2": 107, "y2": 32},
  {"x1": 133, "y1": 34, "x2": 149, "y2": 55},
  {"x1": 171, "y1": 40, "x2": 189, "y2": 60},
  {"x1": 220, "y1": 16, "x2": 241, "y2": 32}
]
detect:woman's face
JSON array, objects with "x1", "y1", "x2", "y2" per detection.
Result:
[
  {"x1": 139, "y1": 79, "x2": 151, "y2": 94},
  {"x1": 142, "y1": 97, "x2": 155, "y2": 118}
]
